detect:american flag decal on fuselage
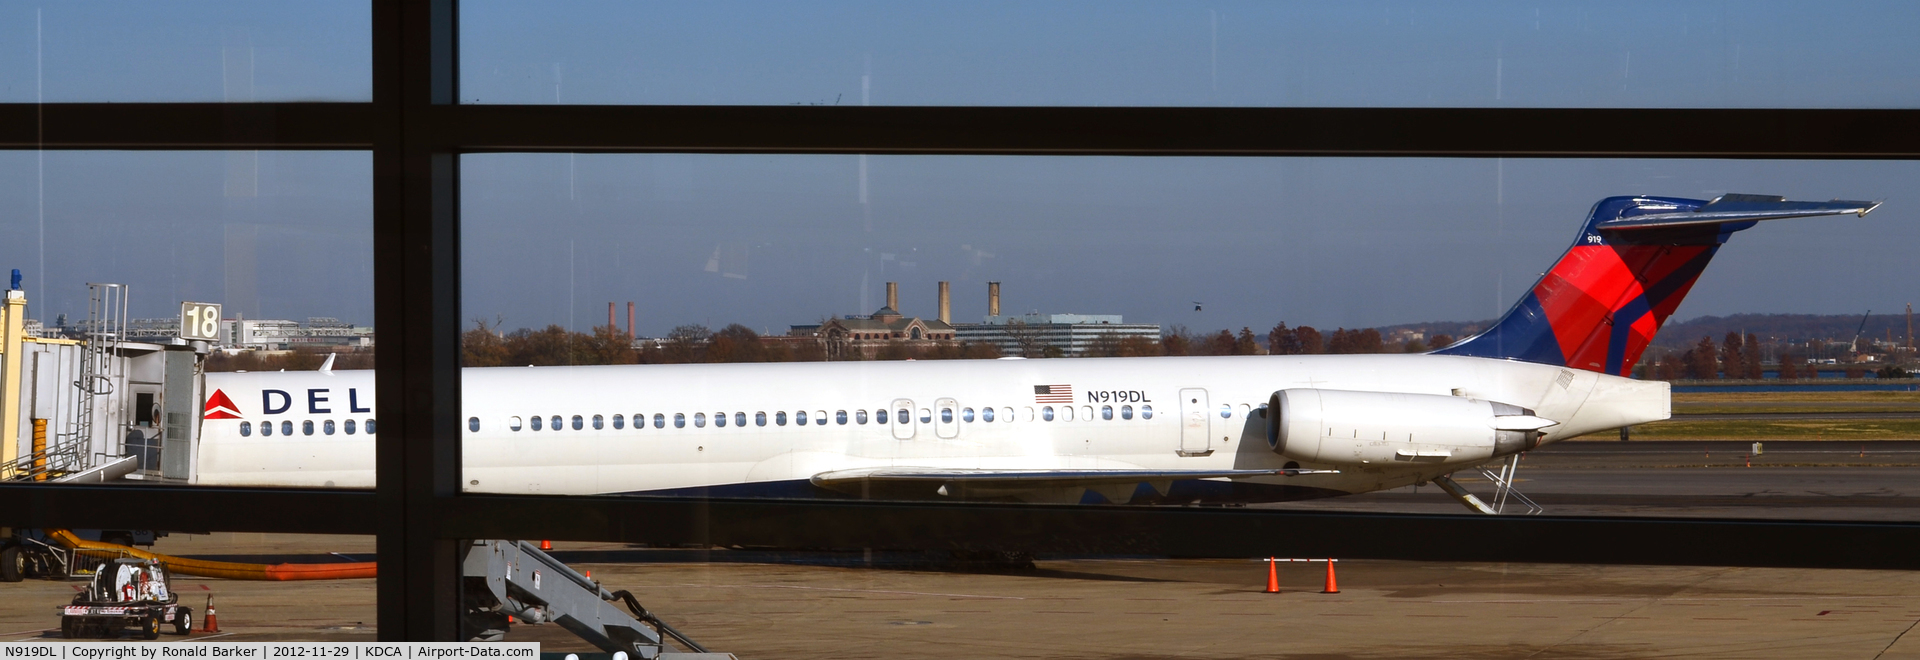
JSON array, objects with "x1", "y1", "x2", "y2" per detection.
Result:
[{"x1": 1034, "y1": 384, "x2": 1074, "y2": 404}]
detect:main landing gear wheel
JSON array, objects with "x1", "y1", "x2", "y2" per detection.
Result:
[
  {"x1": 173, "y1": 609, "x2": 194, "y2": 635},
  {"x1": 0, "y1": 545, "x2": 23, "y2": 582}
]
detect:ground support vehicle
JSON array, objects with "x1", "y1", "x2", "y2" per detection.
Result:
[{"x1": 59, "y1": 558, "x2": 192, "y2": 638}]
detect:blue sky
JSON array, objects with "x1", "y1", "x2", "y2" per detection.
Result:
[{"x1": 1, "y1": 2, "x2": 1916, "y2": 336}]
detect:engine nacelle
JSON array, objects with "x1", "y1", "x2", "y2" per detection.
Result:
[{"x1": 1266, "y1": 389, "x2": 1550, "y2": 467}]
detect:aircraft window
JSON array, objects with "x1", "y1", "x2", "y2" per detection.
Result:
[
  {"x1": 1042, "y1": 407, "x2": 1055, "y2": 421},
  {"x1": 796, "y1": 411, "x2": 808, "y2": 426},
  {"x1": 551, "y1": 415, "x2": 562, "y2": 430},
  {"x1": 531, "y1": 416, "x2": 544, "y2": 431},
  {"x1": 918, "y1": 409, "x2": 931, "y2": 424},
  {"x1": 653, "y1": 413, "x2": 665, "y2": 429},
  {"x1": 1001, "y1": 407, "x2": 1014, "y2": 422},
  {"x1": 1081, "y1": 405, "x2": 1094, "y2": 421},
  {"x1": 467, "y1": 417, "x2": 479, "y2": 433},
  {"x1": 836, "y1": 410, "x2": 848, "y2": 425},
  {"x1": 694, "y1": 413, "x2": 707, "y2": 428},
  {"x1": 875, "y1": 409, "x2": 887, "y2": 424},
  {"x1": 1121, "y1": 405, "x2": 1133, "y2": 420},
  {"x1": 735, "y1": 412, "x2": 747, "y2": 427},
  {"x1": 1141, "y1": 405, "x2": 1154, "y2": 420},
  {"x1": 570, "y1": 415, "x2": 582, "y2": 430},
  {"x1": 1022, "y1": 407, "x2": 1034, "y2": 422},
  {"x1": 1102, "y1": 405, "x2": 1113, "y2": 420},
  {"x1": 345, "y1": 419, "x2": 358, "y2": 435},
  {"x1": 1061, "y1": 406, "x2": 1074, "y2": 422},
  {"x1": 756, "y1": 412, "x2": 767, "y2": 427},
  {"x1": 856, "y1": 410, "x2": 868, "y2": 424},
  {"x1": 1219, "y1": 404, "x2": 1232, "y2": 419},
  {"x1": 981, "y1": 407, "x2": 994, "y2": 422},
  {"x1": 325, "y1": 420, "x2": 338, "y2": 435},
  {"x1": 592, "y1": 414, "x2": 604, "y2": 430},
  {"x1": 365, "y1": 419, "x2": 376, "y2": 434},
  {"x1": 714, "y1": 412, "x2": 726, "y2": 428},
  {"x1": 816, "y1": 410, "x2": 827, "y2": 425},
  {"x1": 674, "y1": 413, "x2": 687, "y2": 429},
  {"x1": 898, "y1": 409, "x2": 910, "y2": 424},
  {"x1": 1239, "y1": 403, "x2": 1253, "y2": 418},
  {"x1": 612, "y1": 414, "x2": 624, "y2": 429},
  {"x1": 962, "y1": 408, "x2": 974, "y2": 423},
  {"x1": 940, "y1": 408, "x2": 953, "y2": 423},
  {"x1": 302, "y1": 421, "x2": 315, "y2": 436},
  {"x1": 277, "y1": 421, "x2": 292, "y2": 436},
  {"x1": 509, "y1": 417, "x2": 523, "y2": 431},
  {"x1": 262, "y1": 421, "x2": 275, "y2": 437},
  {"x1": 776, "y1": 411, "x2": 787, "y2": 426},
  {"x1": 239, "y1": 422, "x2": 252, "y2": 437}
]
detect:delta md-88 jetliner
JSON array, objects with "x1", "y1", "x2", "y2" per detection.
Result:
[{"x1": 191, "y1": 195, "x2": 1880, "y2": 513}]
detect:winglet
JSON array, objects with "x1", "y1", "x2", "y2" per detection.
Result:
[{"x1": 318, "y1": 353, "x2": 336, "y2": 375}]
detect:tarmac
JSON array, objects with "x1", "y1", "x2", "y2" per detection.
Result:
[{"x1": 5, "y1": 441, "x2": 1920, "y2": 658}]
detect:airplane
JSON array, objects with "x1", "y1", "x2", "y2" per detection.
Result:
[{"x1": 192, "y1": 194, "x2": 1880, "y2": 513}]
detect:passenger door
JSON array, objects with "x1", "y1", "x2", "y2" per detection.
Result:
[
  {"x1": 934, "y1": 397, "x2": 959, "y2": 439},
  {"x1": 891, "y1": 398, "x2": 916, "y2": 440},
  {"x1": 1179, "y1": 388, "x2": 1210, "y2": 455}
]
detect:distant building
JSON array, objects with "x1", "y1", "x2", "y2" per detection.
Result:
[
  {"x1": 221, "y1": 317, "x2": 375, "y2": 351},
  {"x1": 954, "y1": 313, "x2": 1161, "y2": 357},
  {"x1": 788, "y1": 281, "x2": 956, "y2": 360}
]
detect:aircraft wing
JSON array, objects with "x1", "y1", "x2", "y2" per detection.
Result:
[{"x1": 810, "y1": 466, "x2": 1337, "y2": 502}]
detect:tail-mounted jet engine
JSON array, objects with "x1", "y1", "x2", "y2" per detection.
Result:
[{"x1": 1266, "y1": 389, "x2": 1556, "y2": 467}]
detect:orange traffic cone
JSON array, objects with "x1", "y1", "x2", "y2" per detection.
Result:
[
  {"x1": 1321, "y1": 559, "x2": 1340, "y2": 594},
  {"x1": 1264, "y1": 557, "x2": 1279, "y2": 594},
  {"x1": 539, "y1": 540, "x2": 552, "y2": 551},
  {"x1": 200, "y1": 595, "x2": 221, "y2": 632}
]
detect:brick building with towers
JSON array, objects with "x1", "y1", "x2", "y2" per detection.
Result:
[{"x1": 790, "y1": 281, "x2": 957, "y2": 360}]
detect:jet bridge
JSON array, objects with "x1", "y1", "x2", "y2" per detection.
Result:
[{"x1": 462, "y1": 540, "x2": 729, "y2": 659}]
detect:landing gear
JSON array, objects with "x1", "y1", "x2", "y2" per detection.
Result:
[{"x1": 0, "y1": 544, "x2": 22, "y2": 582}]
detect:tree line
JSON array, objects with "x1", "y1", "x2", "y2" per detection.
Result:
[{"x1": 1642, "y1": 331, "x2": 1909, "y2": 380}]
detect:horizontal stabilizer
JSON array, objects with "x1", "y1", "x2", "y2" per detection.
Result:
[{"x1": 1597, "y1": 195, "x2": 1878, "y2": 231}]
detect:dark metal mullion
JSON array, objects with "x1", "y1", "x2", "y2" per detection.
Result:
[
  {"x1": 440, "y1": 494, "x2": 1920, "y2": 571},
  {"x1": 436, "y1": 105, "x2": 1920, "y2": 158},
  {"x1": 0, "y1": 485, "x2": 375, "y2": 535},
  {"x1": 372, "y1": 0, "x2": 462, "y2": 643},
  {"x1": 0, "y1": 103, "x2": 376, "y2": 150}
]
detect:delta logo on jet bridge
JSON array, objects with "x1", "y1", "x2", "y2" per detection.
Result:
[{"x1": 203, "y1": 389, "x2": 242, "y2": 419}]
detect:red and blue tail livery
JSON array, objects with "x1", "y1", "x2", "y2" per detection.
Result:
[{"x1": 1435, "y1": 194, "x2": 1880, "y2": 376}]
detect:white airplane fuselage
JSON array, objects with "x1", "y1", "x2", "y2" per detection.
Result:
[{"x1": 194, "y1": 353, "x2": 1668, "y2": 503}]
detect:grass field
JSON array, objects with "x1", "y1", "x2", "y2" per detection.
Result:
[{"x1": 1587, "y1": 390, "x2": 1920, "y2": 440}]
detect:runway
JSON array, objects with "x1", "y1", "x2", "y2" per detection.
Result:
[{"x1": 1267, "y1": 440, "x2": 1920, "y2": 520}]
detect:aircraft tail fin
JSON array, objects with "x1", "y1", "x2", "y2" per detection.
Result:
[{"x1": 1434, "y1": 194, "x2": 1879, "y2": 376}]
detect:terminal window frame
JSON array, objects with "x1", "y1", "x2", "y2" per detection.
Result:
[{"x1": 2, "y1": 0, "x2": 1919, "y2": 644}]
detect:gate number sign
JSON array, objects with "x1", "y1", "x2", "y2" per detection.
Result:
[{"x1": 180, "y1": 302, "x2": 222, "y2": 342}]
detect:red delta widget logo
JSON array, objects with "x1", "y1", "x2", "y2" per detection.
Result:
[{"x1": 203, "y1": 387, "x2": 372, "y2": 419}]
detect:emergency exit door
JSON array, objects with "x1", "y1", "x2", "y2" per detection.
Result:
[{"x1": 1179, "y1": 388, "x2": 1210, "y2": 455}]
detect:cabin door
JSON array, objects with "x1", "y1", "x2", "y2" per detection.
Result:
[
  {"x1": 1179, "y1": 388, "x2": 1210, "y2": 454},
  {"x1": 934, "y1": 398, "x2": 960, "y2": 439},
  {"x1": 891, "y1": 399, "x2": 916, "y2": 440}
]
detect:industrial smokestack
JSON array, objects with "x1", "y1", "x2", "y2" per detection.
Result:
[
  {"x1": 886, "y1": 282, "x2": 898, "y2": 311},
  {"x1": 627, "y1": 302, "x2": 635, "y2": 341},
  {"x1": 988, "y1": 282, "x2": 1001, "y2": 317},
  {"x1": 607, "y1": 302, "x2": 615, "y2": 332},
  {"x1": 938, "y1": 281, "x2": 951, "y2": 324}
]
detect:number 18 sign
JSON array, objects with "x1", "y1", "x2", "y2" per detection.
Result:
[{"x1": 180, "y1": 302, "x2": 223, "y2": 342}]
